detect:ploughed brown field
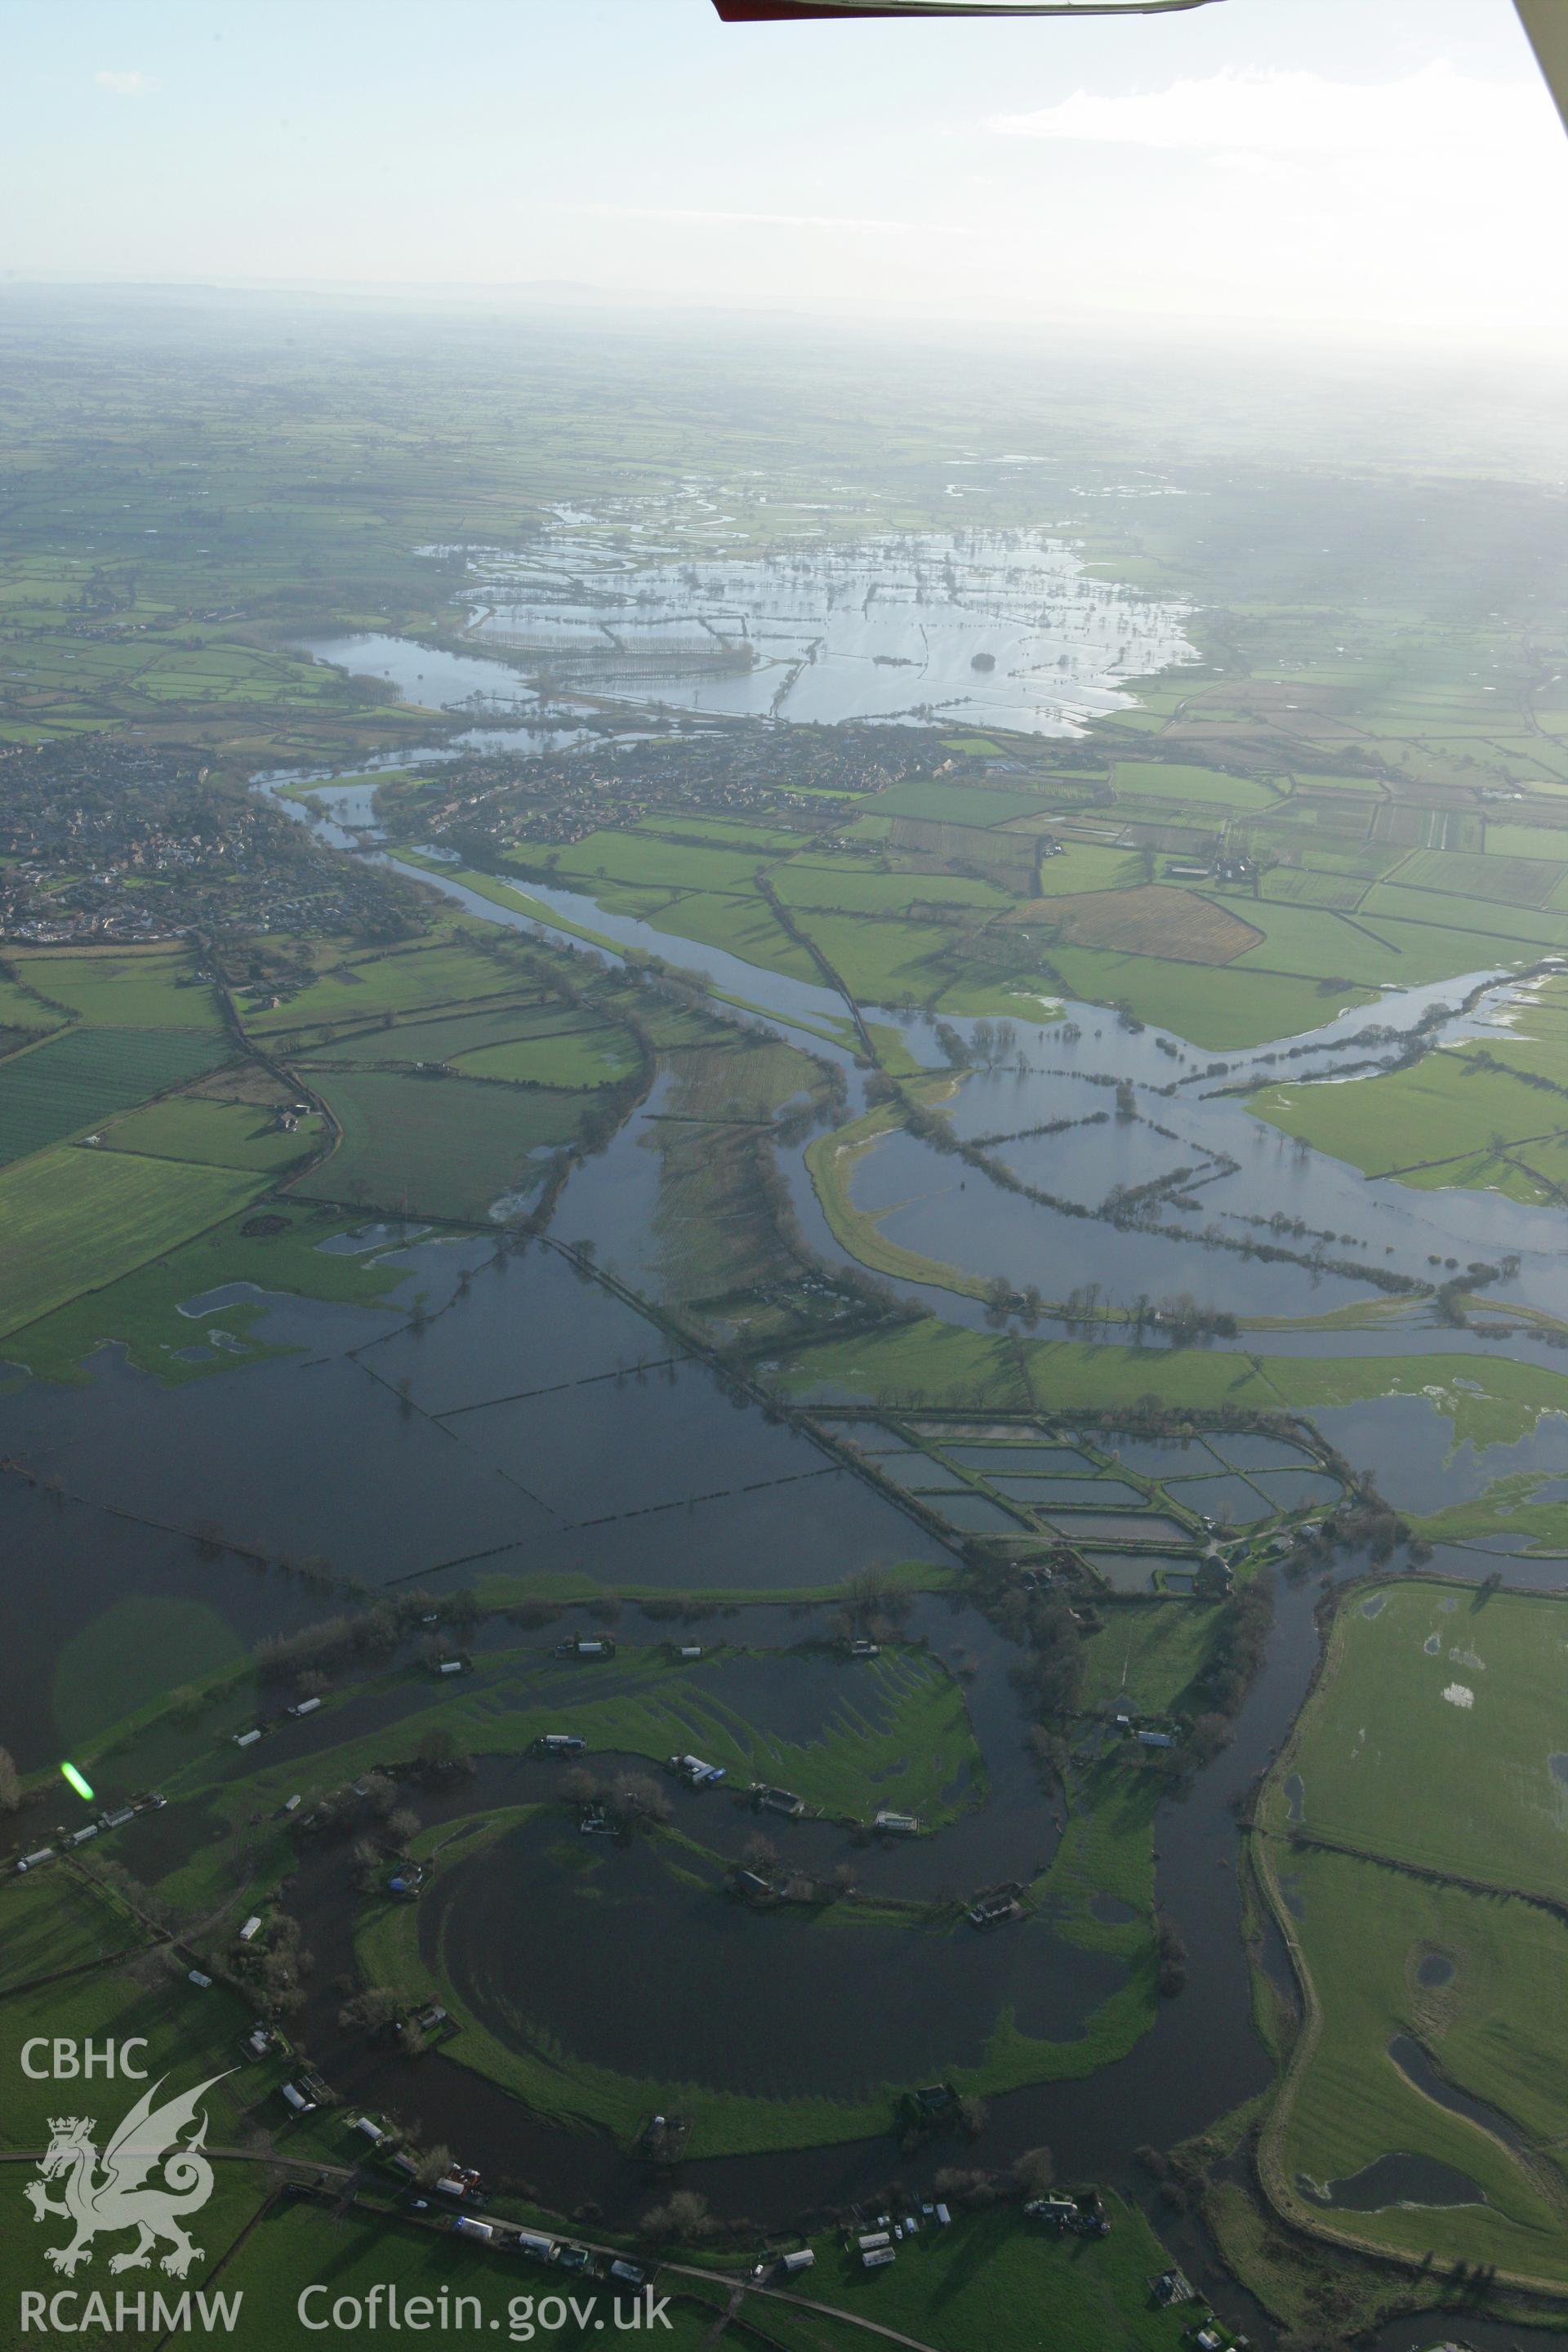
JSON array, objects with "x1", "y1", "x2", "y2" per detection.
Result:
[{"x1": 1019, "y1": 883, "x2": 1265, "y2": 964}]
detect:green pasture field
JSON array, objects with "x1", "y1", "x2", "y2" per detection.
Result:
[
  {"x1": 8, "y1": 947, "x2": 225, "y2": 1029},
  {"x1": 1480, "y1": 994, "x2": 1568, "y2": 1075},
  {"x1": 0, "y1": 1867, "x2": 138, "y2": 1993},
  {"x1": 5, "y1": 1201, "x2": 425, "y2": 1385},
  {"x1": 773, "y1": 865, "x2": 1009, "y2": 918},
  {"x1": 243, "y1": 939, "x2": 522, "y2": 1032},
  {"x1": 0, "y1": 1025, "x2": 234, "y2": 1167},
  {"x1": 0, "y1": 970, "x2": 62, "y2": 1031},
  {"x1": 1260, "y1": 1842, "x2": 1568, "y2": 2283},
  {"x1": 779, "y1": 1319, "x2": 1568, "y2": 1451},
  {"x1": 1022, "y1": 844, "x2": 1146, "y2": 897},
  {"x1": 1045, "y1": 946, "x2": 1372, "y2": 1049},
  {"x1": 1360, "y1": 882, "x2": 1568, "y2": 952},
  {"x1": 1269, "y1": 1582, "x2": 1568, "y2": 1902},
  {"x1": 0, "y1": 2172, "x2": 271, "y2": 2333},
  {"x1": 638, "y1": 809, "x2": 812, "y2": 854},
  {"x1": 53, "y1": 1594, "x2": 249, "y2": 1757},
  {"x1": 392, "y1": 855, "x2": 794, "y2": 987},
  {"x1": 292, "y1": 999, "x2": 554, "y2": 1065},
  {"x1": 1257, "y1": 869, "x2": 1366, "y2": 909},
  {"x1": 211, "y1": 2203, "x2": 720, "y2": 2350},
  {"x1": 1389, "y1": 1149, "x2": 1546, "y2": 1206},
  {"x1": 0, "y1": 1882, "x2": 284, "y2": 2315},
  {"x1": 0, "y1": 1146, "x2": 262, "y2": 1340},
  {"x1": 1242, "y1": 830, "x2": 1400, "y2": 880},
  {"x1": 871, "y1": 777, "x2": 1058, "y2": 826},
  {"x1": 594, "y1": 881, "x2": 823, "y2": 987},
  {"x1": 787, "y1": 909, "x2": 956, "y2": 1004},
  {"x1": 97, "y1": 1091, "x2": 323, "y2": 1173},
  {"x1": 296, "y1": 1069, "x2": 586, "y2": 1221},
  {"x1": 778, "y1": 2199, "x2": 1192, "y2": 2352},
  {"x1": 1485, "y1": 822, "x2": 1568, "y2": 862},
  {"x1": 0, "y1": 1878, "x2": 291, "y2": 2153},
  {"x1": 1227, "y1": 900, "x2": 1481, "y2": 988},
  {"x1": 453, "y1": 1024, "x2": 640, "y2": 1089},
  {"x1": 536, "y1": 827, "x2": 768, "y2": 898},
  {"x1": 1249, "y1": 1049, "x2": 1568, "y2": 1185},
  {"x1": 1507, "y1": 1130, "x2": 1568, "y2": 1203},
  {"x1": 1041, "y1": 1756, "x2": 1163, "y2": 1944},
  {"x1": 1078, "y1": 1601, "x2": 1224, "y2": 1719},
  {"x1": 1392, "y1": 847, "x2": 1563, "y2": 907},
  {"x1": 1113, "y1": 762, "x2": 1278, "y2": 811}
]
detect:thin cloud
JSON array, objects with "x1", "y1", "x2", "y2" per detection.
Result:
[
  {"x1": 95, "y1": 69, "x2": 160, "y2": 97},
  {"x1": 564, "y1": 203, "x2": 958, "y2": 236},
  {"x1": 987, "y1": 62, "x2": 1548, "y2": 160}
]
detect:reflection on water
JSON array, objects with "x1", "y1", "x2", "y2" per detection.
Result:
[
  {"x1": 1313, "y1": 1395, "x2": 1568, "y2": 1516},
  {"x1": 457, "y1": 523, "x2": 1198, "y2": 735},
  {"x1": 301, "y1": 631, "x2": 538, "y2": 714},
  {"x1": 0, "y1": 1238, "x2": 952, "y2": 1643},
  {"x1": 432, "y1": 1806, "x2": 1123, "y2": 2102},
  {"x1": 849, "y1": 969, "x2": 1568, "y2": 1325},
  {"x1": 1298, "y1": 2150, "x2": 1484, "y2": 2212},
  {"x1": 1387, "y1": 2033, "x2": 1537, "y2": 2164}
]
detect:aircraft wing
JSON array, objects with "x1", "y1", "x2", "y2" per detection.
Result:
[
  {"x1": 712, "y1": 0, "x2": 1568, "y2": 149},
  {"x1": 712, "y1": 2, "x2": 1224, "y2": 18},
  {"x1": 1516, "y1": 0, "x2": 1568, "y2": 134}
]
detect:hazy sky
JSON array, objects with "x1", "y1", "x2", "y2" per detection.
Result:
[{"x1": 4, "y1": 0, "x2": 1566, "y2": 351}]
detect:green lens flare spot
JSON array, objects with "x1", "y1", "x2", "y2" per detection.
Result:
[{"x1": 60, "y1": 1762, "x2": 95, "y2": 1803}]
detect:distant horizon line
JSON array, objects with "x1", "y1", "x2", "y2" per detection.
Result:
[{"x1": 2, "y1": 270, "x2": 1567, "y2": 372}]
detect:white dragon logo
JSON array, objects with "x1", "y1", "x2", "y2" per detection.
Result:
[{"x1": 25, "y1": 2071, "x2": 229, "y2": 2278}]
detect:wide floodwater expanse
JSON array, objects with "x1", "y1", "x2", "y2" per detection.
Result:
[
  {"x1": 9, "y1": 697, "x2": 1567, "y2": 2352},
  {"x1": 0, "y1": 1238, "x2": 956, "y2": 1769},
  {"x1": 413, "y1": 514, "x2": 1201, "y2": 733}
]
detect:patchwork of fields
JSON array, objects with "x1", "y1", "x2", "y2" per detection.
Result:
[
  {"x1": 0, "y1": 918, "x2": 663, "y2": 1354},
  {"x1": 368, "y1": 737, "x2": 1568, "y2": 1056},
  {"x1": 0, "y1": 1022, "x2": 232, "y2": 1166}
]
